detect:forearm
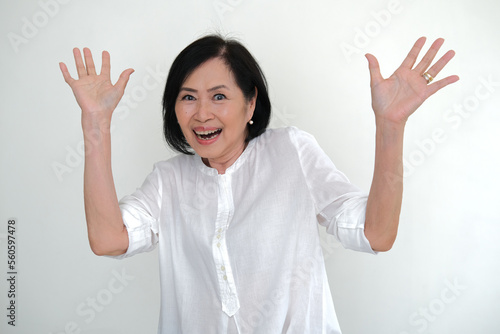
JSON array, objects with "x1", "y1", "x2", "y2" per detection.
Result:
[
  {"x1": 82, "y1": 119, "x2": 128, "y2": 256},
  {"x1": 364, "y1": 119, "x2": 405, "y2": 251}
]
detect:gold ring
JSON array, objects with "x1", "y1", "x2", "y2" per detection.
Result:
[{"x1": 423, "y1": 72, "x2": 433, "y2": 84}]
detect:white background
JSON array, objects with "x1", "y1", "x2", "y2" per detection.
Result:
[{"x1": 1, "y1": 0, "x2": 499, "y2": 333}]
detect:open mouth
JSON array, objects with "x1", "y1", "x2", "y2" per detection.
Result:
[{"x1": 194, "y1": 128, "x2": 222, "y2": 141}]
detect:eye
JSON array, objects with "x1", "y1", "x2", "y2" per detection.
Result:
[
  {"x1": 181, "y1": 94, "x2": 195, "y2": 101},
  {"x1": 214, "y1": 94, "x2": 226, "y2": 101}
]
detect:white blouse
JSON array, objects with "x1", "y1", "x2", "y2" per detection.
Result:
[{"x1": 113, "y1": 126, "x2": 376, "y2": 334}]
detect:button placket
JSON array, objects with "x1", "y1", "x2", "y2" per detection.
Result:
[{"x1": 212, "y1": 174, "x2": 240, "y2": 316}]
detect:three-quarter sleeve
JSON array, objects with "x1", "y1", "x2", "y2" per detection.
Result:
[
  {"x1": 109, "y1": 164, "x2": 162, "y2": 259},
  {"x1": 288, "y1": 127, "x2": 376, "y2": 254}
]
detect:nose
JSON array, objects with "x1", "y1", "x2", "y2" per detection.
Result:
[{"x1": 194, "y1": 99, "x2": 214, "y2": 122}]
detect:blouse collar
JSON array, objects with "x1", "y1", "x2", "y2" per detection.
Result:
[{"x1": 194, "y1": 138, "x2": 257, "y2": 176}]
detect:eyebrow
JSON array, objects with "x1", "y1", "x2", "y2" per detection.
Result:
[{"x1": 179, "y1": 85, "x2": 229, "y2": 93}]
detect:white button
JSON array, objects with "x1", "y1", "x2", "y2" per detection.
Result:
[
  {"x1": 223, "y1": 275, "x2": 227, "y2": 280},
  {"x1": 221, "y1": 266, "x2": 225, "y2": 271}
]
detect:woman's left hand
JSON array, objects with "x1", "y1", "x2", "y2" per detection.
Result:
[{"x1": 365, "y1": 37, "x2": 459, "y2": 126}]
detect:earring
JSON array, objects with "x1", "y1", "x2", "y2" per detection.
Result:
[{"x1": 249, "y1": 120, "x2": 254, "y2": 125}]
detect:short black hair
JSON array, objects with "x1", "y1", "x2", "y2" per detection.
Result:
[{"x1": 162, "y1": 34, "x2": 271, "y2": 155}]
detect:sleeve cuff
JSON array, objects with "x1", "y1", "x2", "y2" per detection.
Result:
[
  {"x1": 320, "y1": 196, "x2": 378, "y2": 255},
  {"x1": 105, "y1": 200, "x2": 159, "y2": 260}
]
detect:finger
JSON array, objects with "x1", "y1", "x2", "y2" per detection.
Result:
[
  {"x1": 400, "y1": 36, "x2": 426, "y2": 69},
  {"x1": 115, "y1": 68, "x2": 135, "y2": 93},
  {"x1": 73, "y1": 48, "x2": 87, "y2": 78},
  {"x1": 83, "y1": 48, "x2": 96, "y2": 75},
  {"x1": 414, "y1": 38, "x2": 445, "y2": 74},
  {"x1": 426, "y1": 75, "x2": 460, "y2": 98},
  {"x1": 59, "y1": 62, "x2": 74, "y2": 85},
  {"x1": 365, "y1": 53, "x2": 384, "y2": 86},
  {"x1": 100, "y1": 50, "x2": 111, "y2": 77},
  {"x1": 424, "y1": 50, "x2": 456, "y2": 79}
]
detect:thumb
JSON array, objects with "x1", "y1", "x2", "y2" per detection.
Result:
[
  {"x1": 115, "y1": 68, "x2": 135, "y2": 93},
  {"x1": 59, "y1": 62, "x2": 75, "y2": 85},
  {"x1": 365, "y1": 53, "x2": 383, "y2": 87}
]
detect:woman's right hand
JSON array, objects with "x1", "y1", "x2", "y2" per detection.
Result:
[
  {"x1": 60, "y1": 48, "x2": 132, "y2": 256},
  {"x1": 59, "y1": 48, "x2": 134, "y2": 127}
]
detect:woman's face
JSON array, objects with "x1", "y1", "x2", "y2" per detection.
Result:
[{"x1": 175, "y1": 57, "x2": 256, "y2": 170}]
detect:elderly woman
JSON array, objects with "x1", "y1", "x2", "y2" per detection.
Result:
[{"x1": 60, "y1": 35, "x2": 458, "y2": 333}]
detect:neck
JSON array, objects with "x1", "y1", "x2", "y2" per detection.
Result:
[{"x1": 203, "y1": 141, "x2": 248, "y2": 174}]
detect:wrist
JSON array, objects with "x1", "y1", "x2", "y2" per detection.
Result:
[
  {"x1": 81, "y1": 113, "x2": 111, "y2": 132},
  {"x1": 374, "y1": 117, "x2": 406, "y2": 150},
  {"x1": 375, "y1": 115, "x2": 406, "y2": 133},
  {"x1": 81, "y1": 119, "x2": 112, "y2": 144}
]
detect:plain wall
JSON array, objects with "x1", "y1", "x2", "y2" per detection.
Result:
[{"x1": 1, "y1": 0, "x2": 499, "y2": 333}]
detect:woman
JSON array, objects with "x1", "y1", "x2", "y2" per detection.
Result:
[{"x1": 59, "y1": 34, "x2": 458, "y2": 333}]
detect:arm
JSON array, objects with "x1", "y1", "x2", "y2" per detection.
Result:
[
  {"x1": 60, "y1": 48, "x2": 134, "y2": 256},
  {"x1": 363, "y1": 37, "x2": 459, "y2": 251}
]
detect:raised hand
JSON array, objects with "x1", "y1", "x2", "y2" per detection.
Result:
[
  {"x1": 59, "y1": 48, "x2": 134, "y2": 126},
  {"x1": 365, "y1": 37, "x2": 459, "y2": 125},
  {"x1": 59, "y1": 48, "x2": 133, "y2": 256}
]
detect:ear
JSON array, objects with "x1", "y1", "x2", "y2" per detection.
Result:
[{"x1": 247, "y1": 87, "x2": 258, "y2": 121}]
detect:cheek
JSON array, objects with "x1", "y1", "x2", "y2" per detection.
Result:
[
  {"x1": 175, "y1": 105, "x2": 189, "y2": 123},
  {"x1": 174, "y1": 108, "x2": 190, "y2": 135}
]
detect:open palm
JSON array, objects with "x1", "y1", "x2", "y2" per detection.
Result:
[
  {"x1": 60, "y1": 48, "x2": 134, "y2": 123},
  {"x1": 366, "y1": 37, "x2": 459, "y2": 125}
]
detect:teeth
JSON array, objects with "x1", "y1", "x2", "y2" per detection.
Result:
[
  {"x1": 195, "y1": 129, "x2": 220, "y2": 135},
  {"x1": 194, "y1": 128, "x2": 221, "y2": 140}
]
